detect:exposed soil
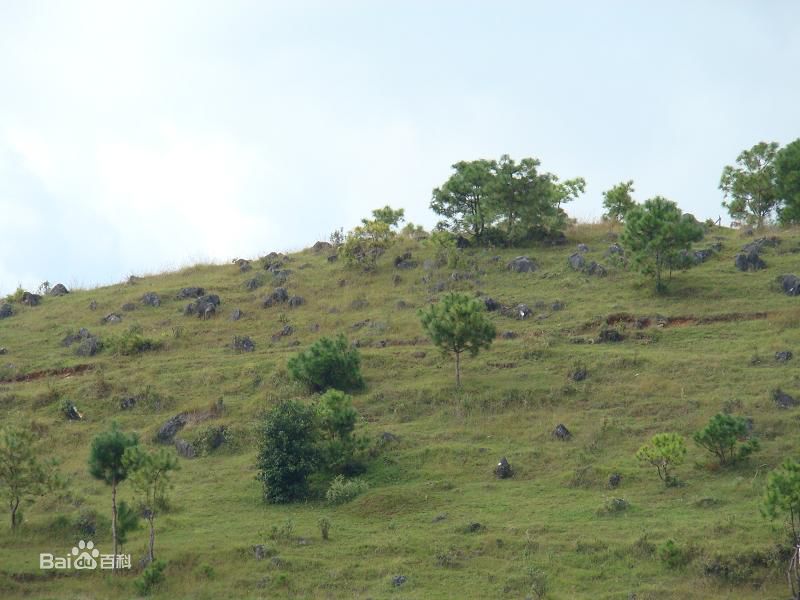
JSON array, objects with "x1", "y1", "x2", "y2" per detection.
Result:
[{"x1": 0, "y1": 363, "x2": 93, "y2": 383}]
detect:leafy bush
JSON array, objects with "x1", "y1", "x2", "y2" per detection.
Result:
[
  {"x1": 316, "y1": 389, "x2": 368, "y2": 474},
  {"x1": 693, "y1": 413, "x2": 759, "y2": 466},
  {"x1": 635, "y1": 433, "x2": 686, "y2": 485},
  {"x1": 658, "y1": 539, "x2": 694, "y2": 569},
  {"x1": 325, "y1": 475, "x2": 369, "y2": 505},
  {"x1": 190, "y1": 424, "x2": 235, "y2": 456},
  {"x1": 257, "y1": 401, "x2": 318, "y2": 503},
  {"x1": 106, "y1": 326, "x2": 163, "y2": 356},
  {"x1": 287, "y1": 334, "x2": 364, "y2": 392},
  {"x1": 134, "y1": 559, "x2": 166, "y2": 596},
  {"x1": 339, "y1": 220, "x2": 394, "y2": 269}
]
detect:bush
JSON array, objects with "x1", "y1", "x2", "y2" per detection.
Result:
[
  {"x1": 287, "y1": 334, "x2": 364, "y2": 392},
  {"x1": 257, "y1": 401, "x2": 318, "y2": 503},
  {"x1": 658, "y1": 539, "x2": 695, "y2": 569},
  {"x1": 106, "y1": 326, "x2": 162, "y2": 356},
  {"x1": 316, "y1": 389, "x2": 367, "y2": 474},
  {"x1": 134, "y1": 559, "x2": 166, "y2": 595},
  {"x1": 325, "y1": 475, "x2": 369, "y2": 505},
  {"x1": 693, "y1": 413, "x2": 759, "y2": 466},
  {"x1": 636, "y1": 433, "x2": 686, "y2": 485}
]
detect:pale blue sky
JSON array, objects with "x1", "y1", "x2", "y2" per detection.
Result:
[{"x1": 1, "y1": 1, "x2": 799, "y2": 295}]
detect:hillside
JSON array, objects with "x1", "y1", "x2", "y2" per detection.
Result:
[{"x1": 1, "y1": 222, "x2": 800, "y2": 599}]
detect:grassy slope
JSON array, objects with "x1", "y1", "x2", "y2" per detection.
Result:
[{"x1": 1, "y1": 223, "x2": 799, "y2": 599}]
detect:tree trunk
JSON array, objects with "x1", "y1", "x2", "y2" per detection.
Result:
[
  {"x1": 455, "y1": 352, "x2": 461, "y2": 387},
  {"x1": 148, "y1": 515, "x2": 155, "y2": 563},
  {"x1": 111, "y1": 479, "x2": 117, "y2": 575},
  {"x1": 10, "y1": 498, "x2": 19, "y2": 531}
]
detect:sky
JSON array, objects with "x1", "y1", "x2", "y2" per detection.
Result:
[{"x1": 1, "y1": 0, "x2": 799, "y2": 295}]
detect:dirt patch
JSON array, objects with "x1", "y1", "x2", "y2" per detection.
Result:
[
  {"x1": 0, "y1": 364, "x2": 94, "y2": 384},
  {"x1": 582, "y1": 312, "x2": 768, "y2": 332}
]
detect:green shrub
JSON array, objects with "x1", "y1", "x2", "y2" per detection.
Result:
[
  {"x1": 190, "y1": 424, "x2": 235, "y2": 456},
  {"x1": 3, "y1": 286, "x2": 25, "y2": 304},
  {"x1": 316, "y1": 389, "x2": 368, "y2": 474},
  {"x1": 287, "y1": 334, "x2": 364, "y2": 392},
  {"x1": 325, "y1": 475, "x2": 369, "y2": 505},
  {"x1": 106, "y1": 326, "x2": 163, "y2": 356},
  {"x1": 636, "y1": 433, "x2": 686, "y2": 485},
  {"x1": 693, "y1": 413, "x2": 759, "y2": 466},
  {"x1": 318, "y1": 516, "x2": 331, "y2": 541},
  {"x1": 257, "y1": 401, "x2": 318, "y2": 503},
  {"x1": 134, "y1": 559, "x2": 166, "y2": 595},
  {"x1": 658, "y1": 539, "x2": 694, "y2": 569}
]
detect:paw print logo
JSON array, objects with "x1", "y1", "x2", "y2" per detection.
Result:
[{"x1": 71, "y1": 540, "x2": 99, "y2": 570}]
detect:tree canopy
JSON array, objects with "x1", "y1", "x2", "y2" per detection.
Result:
[
  {"x1": 776, "y1": 138, "x2": 800, "y2": 225},
  {"x1": 602, "y1": 180, "x2": 636, "y2": 223},
  {"x1": 720, "y1": 141, "x2": 780, "y2": 228}
]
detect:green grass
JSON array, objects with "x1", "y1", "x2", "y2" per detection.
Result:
[{"x1": 1, "y1": 223, "x2": 800, "y2": 598}]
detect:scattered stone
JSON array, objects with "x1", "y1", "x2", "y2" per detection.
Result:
[
  {"x1": 392, "y1": 574, "x2": 407, "y2": 587},
  {"x1": 507, "y1": 256, "x2": 538, "y2": 273},
  {"x1": 309, "y1": 323, "x2": 320, "y2": 332},
  {"x1": 430, "y1": 281, "x2": 447, "y2": 293},
  {"x1": 577, "y1": 243, "x2": 590, "y2": 253},
  {"x1": 141, "y1": 292, "x2": 161, "y2": 307},
  {"x1": 271, "y1": 325, "x2": 294, "y2": 342},
  {"x1": 551, "y1": 301, "x2": 565, "y2": 311},
  {"x1": 608, "y1": 473, "x2": 622, "y2": 489},
  {"x1": 570, "y1": 368, "x2": 587, "y2": 382},
  {"x1": 776, "y1": 351, "x2": 793, "y2": 362},
  {"x1": 693, "y1": 248, "x2": 715, "y2": 263},
  {"x1": 48, "y1": 283, "x2": 69, "y2": 296},
  {"x1": 175, "y1": 439, "x2": 196, "y2": 459},
  {"x1": 778, "y1": 274, "x2": 800, "y2": 296},
  {"x1": 553, "y1": 424, "x2": 572, "y2": 440},
  {"x1": 155, "y1": 413, "x2": 188, "y2": 443},
  {"x1": 394, "y1": 252, "x2": 417, "y2": 269},
  {"x1": 232, "y1": 335, "x2": 255, "y2": 352},
  {"x1": 185, "y1": 294, "x2": 221, "y2": 319},
  {"x1": 327, "y1": 254, "x2": 338, "y2": 263},
  {"x1": 312, "y1": 241, "x2": 333, "y2": 252},
  {"x1": 63, "y1": 402, "x2": 82, "y2": 420},
  {"x1": 501, "y1": 304, "x2": 531, "y2": 320},
  {"x1": 350, "y1": 298, "x2": 369, "y2": 310},
  {"x1": 288, "y1": 295, "x2": 305, "y2": 308},
  {"x1": 568, "y1": 252, "x2": 586, "y2": 271},
  {"x1": 21, "y1": 292, "x2": 42, "y2": 306},
  {"x1": 262, "y1": 288, "x2": 289, "y2": 308},
  {"x1": 586, "y1": 261, "x2": 607, "y2": 277},
  {"x1": 431, "y1": 513, "x2": 447, "y2": 523},
  {"x1": 121, "y1": 302, "x2": 137, "y2": 312},
  {"x1": 483, "y1": 297, "x2": 500, "y2": 312},
  {"x1": 127, "y1": 275, "x2": 142, "y2": 285},
  {"x1": 773, "y1": 389, "x2": 798, "y2": 409},
  {"x1": 500, "y1": 331, "x2": 517, "y2": 339},
  {"x1": 75, "y1": 337, "x2": 100, "y2": 357},
  {"x1": 253, "y1": 545, "x2": 267, "y2": 560},
  {"x1": 606, "y1": 243, "x2": 625, "y2": 257},
  {"x1": 379, "y1": 431, "x2": 399, "y2": 444},
  {"x1": 742, "y1": 236, "x2": 780, "y2": 254},
  {"x1": 176, "y1": 287, "x2": 205, "y2": 299},
  {"x1": 494, "y1": 457, "x2": 513, "y2": 479},
  {"x1": 120, "y1": 396, "x2": 136, "y2": 410},
  {"x1": 271, "y1": 270, "x2": 292, "y2": 285},
  {"x1": 0, "y1": 304, "x2": 12, "y2": 319},
  {"x1": 597, "y1": 328, "x2": 623, "y2": 343},
  {"x1": 412, "y1": 351, "x2": 426, "y2": 359},
  {"x1": 89, "y1": 300, "x2": 98, "y2": 311},
  {"x1": 229, "y1": 308, "x2": 243, "y2": 321},
  {"x1": 0, "y1": 347, "x2": 6, "y2": 355},
  {"x1": 244, "y1": 277, "x2": 263, "y2": 291},
  {"x1": 234, "y1": 258, "x2": 252, "y2": 272},
  {"x1": 102, "y1": 313, "x2": 122, "y2": 324},
  {"x1": 734, "y1": 249, "x2": 766, "y2": 271}
]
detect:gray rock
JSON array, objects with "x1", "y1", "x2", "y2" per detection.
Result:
[
  {"x1": 608, "y1": 473, "x2": 622, "y2": 489},
  {"x1": 742, "y1": 236, "x2": 780, "y2": 254},
  {"x1": 327, "y1": 254, "x2": 338, "y2": 263},
  {"x1": 553, "y1": 424, "x2": 572, "y2": 440},
  {"x1": 175, "y1": 439, "x2": 196, "y2": 459},
  {"x1": 392, "y1": 575, "x2": 407, "y2": 587},
  {"x1": 120, "y1": 396, "x2": 136, "y2": 410},
  {"x1": 312, "y1": 241, "x2": 332, "y2": 252},
  {"x1": 185, "y1": 294, "x2": 221, "y2": 319},
  {"x1": 229, "y1": 308, "x2": 243, "y2": 321},
  {"x1": 253, "y1": 545, "x2": 266, "y2": 560},
  {"x1": 500, "y1": 331, "x2": 518, "y2": 339},
  {"x1": 49, "y1": 283, "x2": 69, "y2": 296},
  {"x1": 571, "y1": 368, "x2": 587, "y2": 382},
  {"x1": 577, "y1": 243, "x2": 590, "y2": 253},
  {"x1": 262, "y1": 288, "x2": 289, "y2": 308},
  {"x1": 494, "y1": 457, "x2": 513, "y2": 479},
  {"x1": 586, "y1": 261, "x2": 607, "y2": 277},
  {"x1": 776, "y1": 351, "x2": 793, "y2": 362},
  {"x1": 606, "y1": 243, "x2": 624, "y2": 256},
  {"x1": 773, "y1": 389, "x2": 797, "y2": 409},
  {"x1": 141, "y1": 292, "x2": 161, "y2": 307},
  {"x1": 89, "y1": 300, "x2": 98, "y2": 311},
  {"x1": 75, "y1": 337, "x2": 100, "y2": 357},
  {"x1": 735, "y1": 249, "x2": 766, "y2": 271},
  {"x1": 288, "y1": 295, "x2": 305, "y2": 308},
  {"x1": 551, "y1": 301, "x2": 565, "y2": 311},
  {"x1": 271, "y1": 325, "x2": 294, "y2": 342},
  {"x1": 0, "y1": 304, "x2": 13, "y2": 319},
  {"x1": 176, "y1": 287, "x2": 205, "y2": 299},
  {"x1": 232, "y1": 335, "x2": 255, "y2": 352},
  {"x1": 597, "y1": 328, "x2": 623, "y2": 343},
  {"x1": 412, "y1": 351, "x2": 426, "y2": 359},
  {"x1": 244, "y1": 277, "x2": 263, "y2": 291},
  {"x1": 155, "y1": 413, "x2": 188, "y2": 443},
  {"x1": 379, "y1": 431, "x2": 399, "y2": 444},
  {"x1": 501, "y1": 304, "x2": 531, "y2": 320},
  {"x1": 21, "y1": 292, "x2": 42, "y2": 306},
  {"x1": 103, "y1": 313, "x2": 122, "y2": 324},
  {"x1": 483, "y1": 297, "x2": 500, "y2": 311},
  {"x1": 778, "y1": 274, "x2": 800, "y2": 296},
  {"x1": 507, "y1": 256, "x2": 538, "y2": 273},
  {"x1": 121, "y1": 302, "x2": 136, "y2": 312},
  {"x1": 568, "y1": 253, "x2": 586, "y2": 271}
]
